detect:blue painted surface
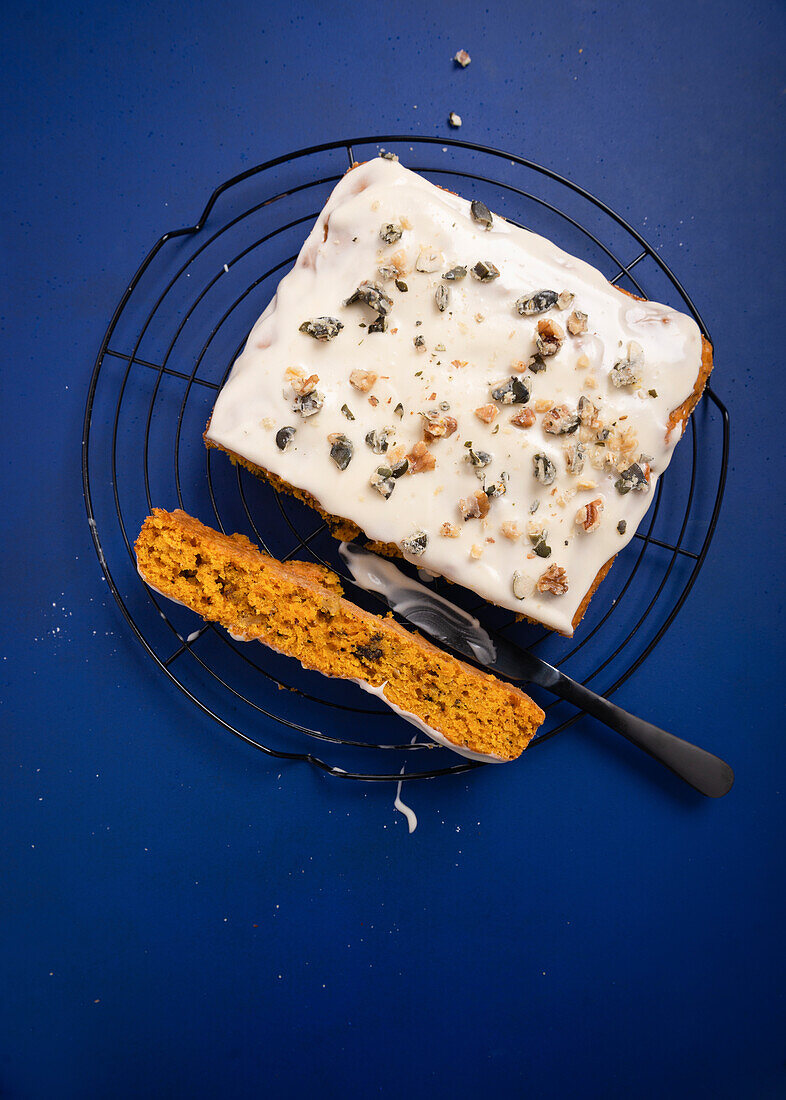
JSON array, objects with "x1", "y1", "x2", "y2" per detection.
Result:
[{"x1": 2, "y1": 1, "x2": 784, "y2": 1096}]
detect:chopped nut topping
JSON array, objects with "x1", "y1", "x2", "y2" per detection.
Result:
[
  {"x1": 567, "y1": 310, "x2": 588, "y2": 336},
  {"x1": 615, "y1": 462, "x2": 649, "y2": 494},
  {"x1": 379, "y1": 223, "x2": 403, "y2": 244},
  {"x1": 469, "y1": 544, "x2": 484, "y2": 560},
  {"x1": 490, "y1": 375, "x2": 530, "y2": 404},
  {"x1": 413, "y1": 334, "x2": 426, "y2": 352},
  {"x1": 500, "y1": 521, "x2": 521, "y2": 541},
  {"x1": 611, "y1": 341, "x2": 644, "y2": 387},
  {"x1": 471, "y1": 260, "x2": 500, "y2": 282},
  {"x1": 292, "y1": 390, "x2": 324, "y2": 417},
  {"x1": 533, "y1": 453, "x2": 557, "y2": 485},
  {"x1": 584, "y1": 374, "x2": 598, "y2": 389},
  {"x1": 474, "y1": 403, "x2": 499, "y2": 424},
  {"x1": 470, "y1": 200, "x2": 493, "y2": 230},
  {"x1": 299, "y1": 317, "x2": 343, "y2": 341},
  {"x1": 349, "y1": 369, "x2": 378, "y2": 392},
  {"x1": 261, "y1": 416, "x2": 276, "y2": 430},
  {"x1": 576, "y1": 478, "x2": 597, "y2": 490},
  {"x1": 536, "y1": 317, "x2": 565, "y2": 357},
  {"x1": 512, "y1": 571, "x2": 534, "y2": 600},
  {"x1": 422, "y1": 413, "x2": 458, "y2": 441},
  {"x1": 453, "y1": 49, "x2": 471, "y2": 67},
  {"x1": 451, "y1": 358, "x2": 468, "y2": 369},
  {"x1": 617, "y1": 519, "x2": 627, "y2": 534},
  {"x1": 448, "y1": 111, "x2": 462, "y2": 128},
  {"x1": 459, "y1": 489, "x2": 490, "y2": 520},
  {"x1": 275, "y1": 426, "x2": 295, "y2": 451},
  {"x1": 416, "y1": 247, "x2": 443, "y2": 273},
  {"x1": 370, "y1": 468, "x2": 396, "y2": 499},
  {"x1": 401, "y1": 530, "x2": 428, "y2": 556},
  {"x1": 328, "y1": 434, "x2": 353, "y2": 470},
  {"x1": 543, "y1": 404, "x2": 580, "y2": 434},
  {"x1": 556, "y1": 486, "x2": 577, "y2": 507},
  {"x1": 368, "y1": 395, "x2": 379, "y2": 407},
  {"x1": 365, "y1": 428, "x2": 391, "y2": 454},
  {"x1": 407, "y1": 440, "x2": 436, "y2": 473},
  {"x1": 563, "y1": 440, "x2": 586, "y2": 474},
  {"x1": 556, "y1": 291, "x2": 575, "y2": 311},
  {"x1": 534, "y1": 398, "x2": 553, "y2": 413},
  {"x1": 510, "y1": 407, "x2": 536, "y2": 429},
  {"x1": 388, "y1": 249, "x2": 408, "y2": 276},
  {"x1": 443, "y1": 265, "x2": 467, "y2": 281},
  {"x1": 575, "y1": 498, "x2": 604, "y2": 532},
  {"x1": 515, "y1": 290, "x2": 557, "y2": 316},
  {"x1": 345, "y1": 281, "x2": 393, "y2": 317},
  {"x1": 537, "y1": 564, "x2": 569, "y2": 595},
  {"x1": 577, "y1": 395, "x2": 600, "y2": 428},
  {"x1": 285, "y1": 367, "x2": 319, "y2": 396},
  {"x1": 440, "y1": 522, "x2": 460, "y2": 538},
  {"x1": 434, "y1": 283, "x2": 450, "y2": 312},
  {"x1": 576, "y1": 353, "x2": 590, "y2": 370}
]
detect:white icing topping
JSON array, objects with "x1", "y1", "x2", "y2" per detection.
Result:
[{"x1": 206, "y1": 158, "x2": 705, "y2": 634}]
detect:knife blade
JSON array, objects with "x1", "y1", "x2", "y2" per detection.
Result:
[{"x1": 338, "y1": 541, "x2": 734, "y2": 797}]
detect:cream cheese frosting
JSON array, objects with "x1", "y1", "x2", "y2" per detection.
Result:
[{"x1": 206, "y1": 157, "x2": 706, "y2": 635}]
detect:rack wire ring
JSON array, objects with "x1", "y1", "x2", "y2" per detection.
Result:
[{"x1": 82, "y1": 134, "x2": 729, "y2": 782}]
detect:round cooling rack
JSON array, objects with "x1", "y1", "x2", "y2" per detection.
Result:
[{"x1": 82, "y1": 135, "x2": 729, "y2": 783}]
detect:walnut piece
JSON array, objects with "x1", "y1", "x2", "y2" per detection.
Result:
[
  {"x1": 423, "y1": 414, "x2": 458, "y2": 441},
  {"x1": 543, "y1": 404, "x2": 580, "y2": 434},
  {"x1": 440, "y1": 522, "x2": 460, "y2": 538},
  {"x1": 500, "y1": 521, "x2": 521, "y2": 541},
  {"x1": 535, "y1": 318, "x2": 564, "y2": 357},
  {"x1": 350, "y1": 369, "x2": 378, "y2": 392},
  {"x1": 567, "y1": 310, "x2": 588, "y2": 336},
  {"x1": 474, "y1": 403, "x2": 499, "y2": 424},
  {"x1": 459, "y1": 489, "x2": 490, "y2": 520},
  {"x1": 575, "y1": 498, "x2": 604, "y2": 533},
  {"x1": 407, "y1": 441, "x2": 436, "y2": 473},
  {"x1": 285, "y1": 367, "x2": 319, "y2": 396},
  {"x1": 537, "y1": 564, "x2": 569, "y2": 595},
  {"x1": 510, "y1": 407, "x2": 536, "y2": 429}
]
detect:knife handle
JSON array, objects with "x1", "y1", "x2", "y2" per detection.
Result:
[{"x1": 549, "y1": 674, "x2": 734, "y2": 797}]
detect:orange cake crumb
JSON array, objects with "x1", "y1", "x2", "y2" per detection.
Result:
[{"x1": 134, "y1": 509, "x2": 544, "y2": 761}]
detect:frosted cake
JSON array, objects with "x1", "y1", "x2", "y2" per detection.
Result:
[{"x1": 205, "y1": 157, "x2": 712, "y2": 636}]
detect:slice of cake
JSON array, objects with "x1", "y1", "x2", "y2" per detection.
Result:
[
  {"x1": 205, "y1": 157, "x2": 712, "y2": 636},
  {"x1": 135, "y1": 509, "x2": 545, "y2": 761}
]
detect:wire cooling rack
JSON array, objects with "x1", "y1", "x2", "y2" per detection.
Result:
[{"x1": 82, "y1": 135, "x2": 729, "y2": 782}]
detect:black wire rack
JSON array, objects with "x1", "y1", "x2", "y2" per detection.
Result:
[{"x1": 82, "y1": 135, "x2": 729, "y2": 783}]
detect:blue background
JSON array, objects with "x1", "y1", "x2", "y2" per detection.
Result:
[{"x1": 2, "y1": 1, "x2": 784, "y2": 1097}]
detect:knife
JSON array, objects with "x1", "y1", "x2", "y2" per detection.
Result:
[{"x1": 339, "y1": 542, "x2": 734, "y2": 798}]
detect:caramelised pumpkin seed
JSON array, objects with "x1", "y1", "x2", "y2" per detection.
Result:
[
  {"x1": 299, "y1": 317, "x2": 343, "y2": 340},
  {"x1": 329, "y1": 434, "x2": 353, "y2": 470},
  {"x1": 515, "y1": 289, "x2": 558, "y2": 316},
  {"x1": 275, "y1": 426, "x2": 296, "y2": 451},
  {"x1": 471, "y1": 260, "x2": 500, "y2": 282},
  {"x1": 470, "y1": 199, "x2": 493, "y2": 230}
]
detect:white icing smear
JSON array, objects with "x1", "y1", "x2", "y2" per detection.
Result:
[
  {"x1": 206, "y1": 156, "x2": 705, "y2": 636},
  {"x1": 352, "y1": 679, "x2": 504, "y2": 763},
  {"x1": 339, "y1": 541, "x2": 496, "y2": 664}
]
